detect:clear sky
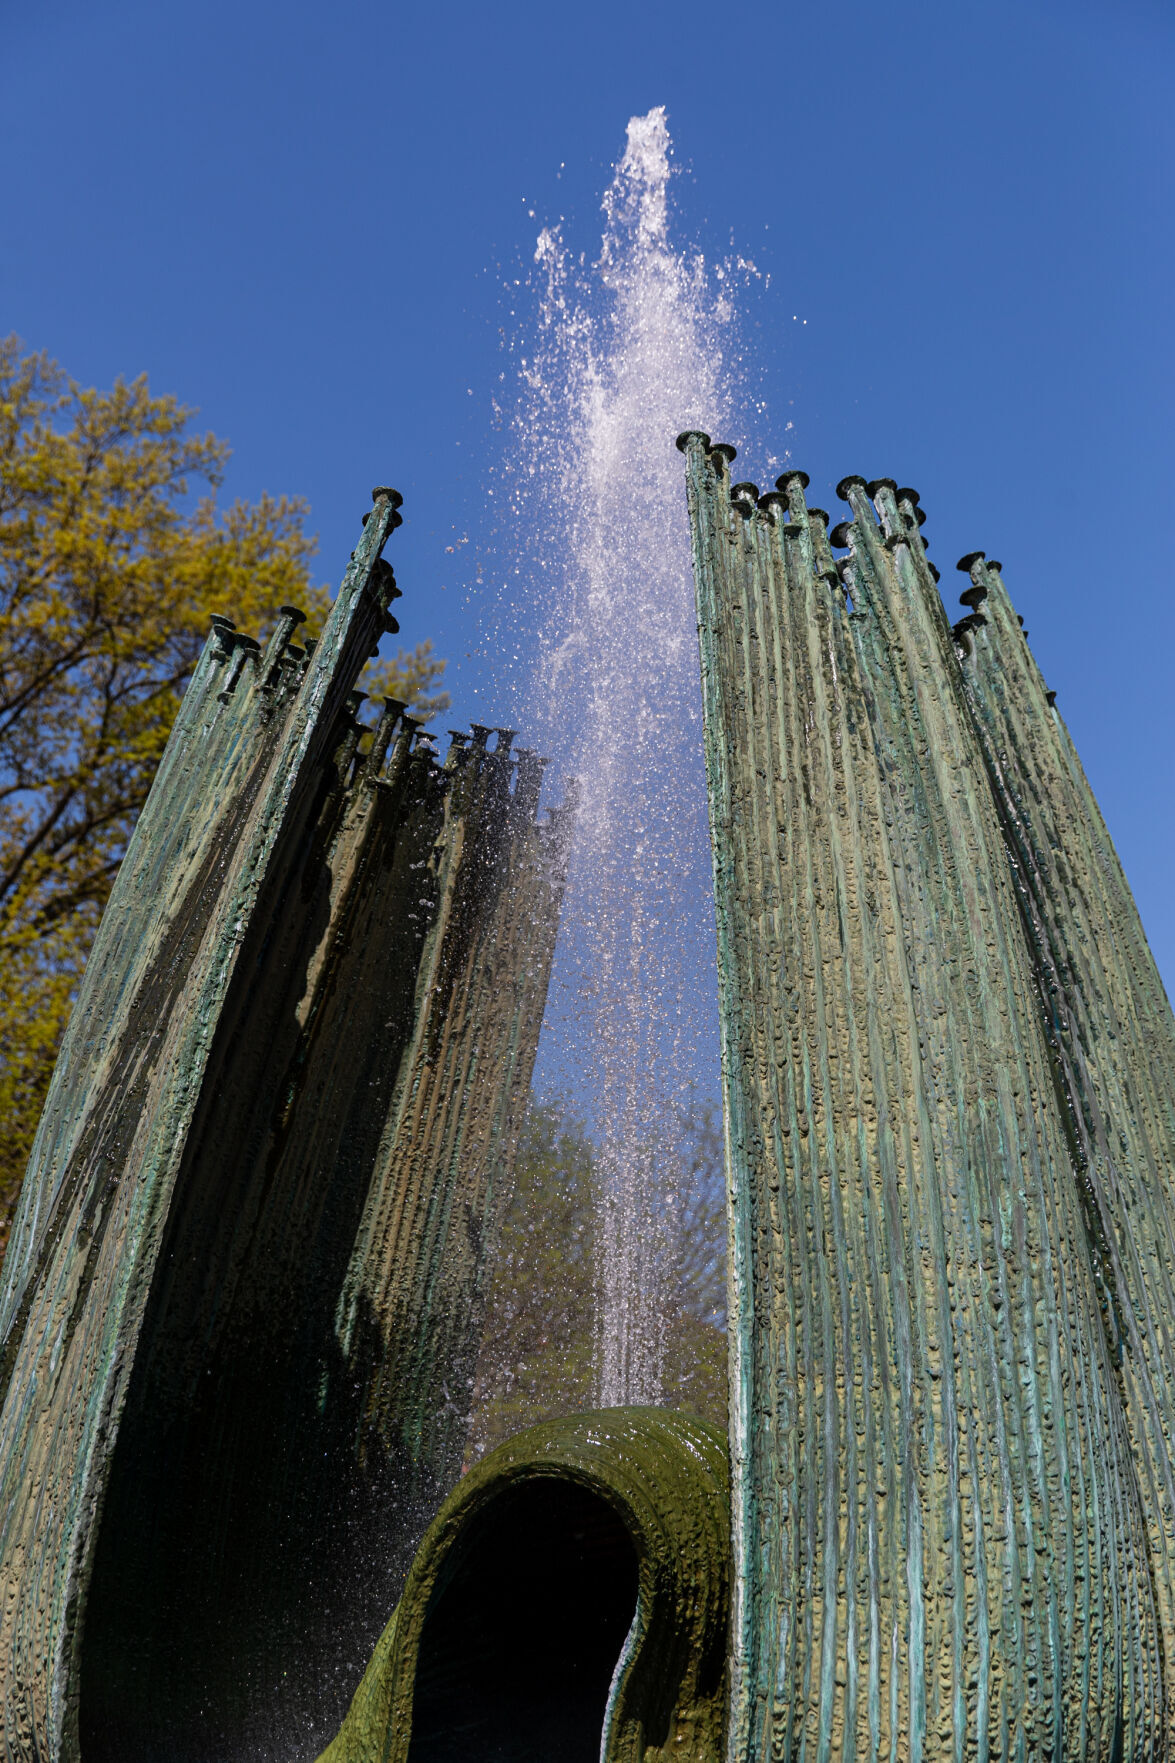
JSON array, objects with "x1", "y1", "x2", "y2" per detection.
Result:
[{"x1": 3, "y1": 0, "x2": 1173, "y2": 985}]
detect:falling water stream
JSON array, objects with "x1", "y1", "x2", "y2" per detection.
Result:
[{"x1": 507, "y1": 109, "x2": 747, "y2": 1407}]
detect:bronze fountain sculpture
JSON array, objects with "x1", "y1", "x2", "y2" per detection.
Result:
[{"x1": 2, "y1": 436, "x2": 1174, "y2": 1761}]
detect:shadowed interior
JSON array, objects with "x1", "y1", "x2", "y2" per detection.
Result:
[{"x1": 406, "y1": 1475, "x2": 638, "y2": 1763}]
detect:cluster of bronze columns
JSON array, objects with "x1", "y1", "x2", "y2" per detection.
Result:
[
  {"x1": 0, "y1": 493, "x2": 573, "y2": 1761},
  {"x1": 681, "y1": 432, "x2": 1175, "y2": 1763},
  {"x1": 4, "y1": 443, "x2": 1175, "y2": 1763}
]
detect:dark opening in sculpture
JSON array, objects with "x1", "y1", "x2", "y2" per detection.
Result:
[
  {"x1": 320, "y1": 1409, "x2": 730, "y2": 1763},
  {"x1": 406, "y1": 1477, "x2": 638, "y2": 1763}
]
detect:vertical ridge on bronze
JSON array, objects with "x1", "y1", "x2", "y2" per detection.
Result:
[
  {"x1": 0, "y1": 492, "x2": 572, "y2": 1763},
  {"x1": 0, "y1": 494, "x2": 403, "y2": 1763},
  {"x1": 960, "y1": 555, "x2": 1175, "y2": 1752},
  {"x1": 681, "y1": 433, "x2": 1165, "y2": 1762}
]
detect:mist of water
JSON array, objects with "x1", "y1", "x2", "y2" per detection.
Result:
[{"x1": 506, "y1": 108, "x2": 748, "y2": 1407}]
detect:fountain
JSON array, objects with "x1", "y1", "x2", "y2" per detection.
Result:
[
  {"x1": 4, "y1": 115, "x2": 1175, "y2": 1763},
  {"x1": 513, "y1": 106, "x2": 736, "y2": 1408}
]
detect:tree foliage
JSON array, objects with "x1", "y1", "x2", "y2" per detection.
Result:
[
  {"x1": 0, "y1": 338, "x2": 447, "y2": 1241},
  {"x1": 468, "y1": 1094, "x2": 728, "y2": 1458}
]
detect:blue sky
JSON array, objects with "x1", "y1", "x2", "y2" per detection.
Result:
[{"x1": 3, "y1": 0, "x2": 1174, "y2": 986}]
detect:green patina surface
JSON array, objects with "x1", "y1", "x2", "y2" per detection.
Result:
[
  {"x1": 680, "y1": 433, "x2": 1175, "y2": 1762},
  {"x1": 0, "y1": 492, "x2": 572, "y2": 1761},
  {"x1": 958, "y1": 552, "x2": 1175, "y2": 1746},
  {"x1": 318, "y1": 1407, "x2": 730, "y2": 1763}
]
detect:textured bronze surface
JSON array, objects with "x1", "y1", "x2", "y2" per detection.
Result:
[
  {"x1": 959, "y1": 551, "x2": 1175, "y2": 1756},
  {"x1": 681, "y1": 433, "x2": 1171, "y2": 1761},
  {"x1": 0, "y1": 495, "x2": 571, "y2": 1762}
]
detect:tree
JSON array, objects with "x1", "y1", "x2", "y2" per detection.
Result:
[
  {"x1": 0, "y1": 338, "x2": 448, "y2": 1244},
  {"x1": 468, "y1": 1093, "x2": 728, "y2": 1458},
  {"x1": 467, "y1": 1099, "x2": 599, "y2": 1456}
]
